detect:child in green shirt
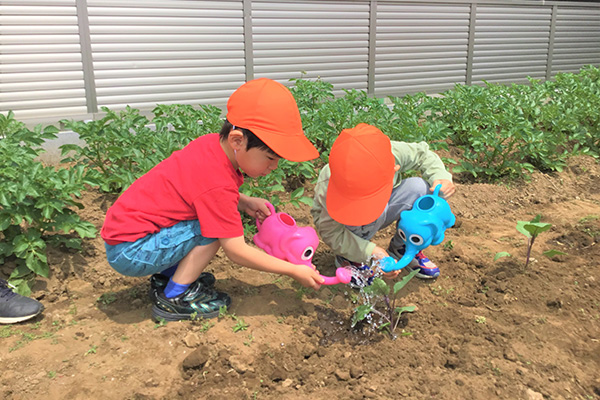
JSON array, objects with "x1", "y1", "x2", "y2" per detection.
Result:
[{"x1": 311, "y1": 123, "x2": 456, "y2": 279}]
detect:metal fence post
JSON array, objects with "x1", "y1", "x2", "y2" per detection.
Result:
[
  {"x1": 75, "y1": 0, "x2": 98, "y2": 114},
  {"x1": 546, "y1": 5, "x2": 558, "y2": 81},
  {"x1": 368, "y1": 0, "x2": 377, "y2": 96},
  {"x1": 466, "y1": 2, "x2": 477, "y2": 85},
  {"x1": 243, "y1": 0, "x2": 254, "y2": 82}
]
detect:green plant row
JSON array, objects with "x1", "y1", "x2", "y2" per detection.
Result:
[
  {"x1": 0, "y1": 112, "x2": 97, "y2": 294},
  {"x1": 60, "y1": 65, "x2": 600, "y2": 197},
  {"x1": 0, "y1": 66, "x2": 598, "y2": 289},
  {"x1": 292, "y1": 65, "x2": 599, "y2": 181}
]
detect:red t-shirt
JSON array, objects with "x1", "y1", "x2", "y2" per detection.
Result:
[{"x1": 101, "y1": 134, "x2": 245, "y2": 245}]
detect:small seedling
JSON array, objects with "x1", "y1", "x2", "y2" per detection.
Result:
[
  {"x1": 351, "y1": 269, "x2": 418, "y2": 338},
  {"x1": 97, "y1": 292, "x2": 117, "y2": 306},
  {"x1": 199, "y1": 321, "x2": 214, "y2": 333},
  {"x1": 232, "y1": 317, "x2": 249, "y2": 333},
  {"x1": 219, "y1": 306, "x2": 249, "y2": 332},
  {"x1": 443, "y1": 240, "x2": 454, "y2": 250},
  {"x1": 496, "y1": 215, "x2": 566, "y2": 268},
  {"x1": 218, "y1": 305, "x2": 229, "y2": 319},
  {"x1": 516, "y1": 215, "x2": 561, "y2": 269},
  {"x1": 153, "y1": 317, "x2": 168, "y2": 329},
  {"x1": 243, "y1": 334, "x2": 254, "y2": 346}
]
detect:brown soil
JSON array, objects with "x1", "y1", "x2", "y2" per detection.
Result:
[{"x1": 1, "y1": 156, "x2": 600, "y2": 400}]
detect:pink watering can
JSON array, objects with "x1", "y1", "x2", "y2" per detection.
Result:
[{"x1": 253, "y1": 202, "x2": 352, "y2": 285}]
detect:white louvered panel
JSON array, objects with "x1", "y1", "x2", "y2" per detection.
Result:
[
  {"x1": 552, "y1": 8, "x2": 600, "y2": 74},
  {"x1": 252, "y1": 1, "x2": 370, "y2": 95},
  {"x1": 0, "y1": 1, "x2": 88, "y2": 120},
  {"x1": 375, "y1": 3, "x2": 470, "y2": 96},
  {"x1": 473, "y1": 6, "x2": 551, "y2": 84},
  {"x1": 94, "y1": 89, "x2": 239, "y2": 111},
  {"x1": 87, "y1": 0, "x2": 245, "y2": 111}
]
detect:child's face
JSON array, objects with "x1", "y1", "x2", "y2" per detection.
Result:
[{"x1": 237, "y1": 146, "x2": 280, "y2": 178}]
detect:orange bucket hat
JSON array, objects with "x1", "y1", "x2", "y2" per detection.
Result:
[
  {"x1": 326, "y1": 123, "x2": 396, "y2": 226},
  {"x1": 226, "y1": 78, "x2": 319, "y2": 162}
]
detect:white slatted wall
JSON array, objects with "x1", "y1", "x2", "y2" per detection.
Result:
[
  {"x1": 375, "y1": 3, "x2": 471, "y2": 96},
  {"x1": 87, "y1": 0, "x2": 246, "y2": 111},
  {"x1": 473, "y1": 6, "x2": 552, "y2": 84},
  {"x1": 552, "y1": 7, "x2": 600, "y2": 74},
  {"x1": 0, "y1": 0, "x2": 88, "y2": 120},
  {"x1": 1, "y1": 0, "x2": 599, "y2": 125},
  {"x1": 252, "y1": 1, "x2": 371, "y2": 95}
]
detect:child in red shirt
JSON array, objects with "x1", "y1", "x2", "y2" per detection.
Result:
[{"x1": 101, "y1": 78, "x2": 324, "y2": 321}]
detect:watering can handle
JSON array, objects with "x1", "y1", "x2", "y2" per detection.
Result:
[
  {"x1": 256, "y1": 202, "x2": 276, "y2": 230},
  {"x1": 432, "y1": 183, "x2": 442, "y2": 197}
]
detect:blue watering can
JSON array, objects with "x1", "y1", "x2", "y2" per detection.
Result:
[{"x1": 378, "y1": 184, "x2": 455, "y2": 273}]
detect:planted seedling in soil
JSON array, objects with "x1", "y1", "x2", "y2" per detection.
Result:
[
  {"x1": 351, "y1": 269, "x2": 418, "y2": 339},
  {"x1": 496, "y1": 215, "x2": 566, "y2": 269}
]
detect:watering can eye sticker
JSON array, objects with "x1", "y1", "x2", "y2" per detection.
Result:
[
  {"x1": 252, "y1": 202, "x2": 352, "y2": 285},
  {"x1": 379, "y1": 184, "x2": 456, "y2": 273}
]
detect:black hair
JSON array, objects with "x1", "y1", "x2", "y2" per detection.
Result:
[{"x1": 219, "y1": 120, "x2": 279, "y2": 157}]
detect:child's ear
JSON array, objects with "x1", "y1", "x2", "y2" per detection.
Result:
[{"x1": 228, "y1": 129, "x2": 245, "y2": 151}]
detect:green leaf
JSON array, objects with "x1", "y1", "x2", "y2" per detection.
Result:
[
  {"x1": 9, "y1": 263, "x2": 32, "y2": 279},
  {"x1": 543, "y1": 249, "x2": 567, "y2": 258},
  {"x1": 517, "y1": 221, "x2": 552, "y2": 238},
  {"x1": 25, "y1": 250, "x2": 48, "y2": 277},
  {"x1": 364, "y1": 277, "x2": 389, "y2": 296},
  {"x1": 494, "y1": 252, "x2": 511, "y2": 261},
  {"x1": 351, "y1": 304, "x2": 372, "y2": 326},
  {"x1": 298, "y1": 197, "x2": 314, "y2": 207},
  {"x1": 73, "y1": 221, "x2": 98, "y2": 239},
  {"x1": 394, "y1": 305, "x2": 416, "y2": 316},
  {"x1": 290, "y1": 187, "x2": 305, "y2": 199},
  {"x1": 393, "y1": 269, "x2": 419, "y2": 294}
]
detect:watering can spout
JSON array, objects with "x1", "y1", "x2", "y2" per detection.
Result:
[
  {"x1": 395, "y1": 249, "x2": 418, "y2": 270},
  {"x1": 378, "y1": 249, "x2": 417, "y2": 273}
]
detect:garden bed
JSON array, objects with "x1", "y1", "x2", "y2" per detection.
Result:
[{"x1": 1, "y1": 155, "x2": 599, "y2": 400}]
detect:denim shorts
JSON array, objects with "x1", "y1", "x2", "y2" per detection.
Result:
[{"x1": 104, "y1": 219, "x2": 218, "y2": 277}]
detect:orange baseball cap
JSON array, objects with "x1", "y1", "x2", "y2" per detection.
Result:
[
  {"x1": 226, "y1": 78, "x2": 319, "y2": 162},
  {"x1": 326, "y1": 123, "x2": 396, "y2": 226}
]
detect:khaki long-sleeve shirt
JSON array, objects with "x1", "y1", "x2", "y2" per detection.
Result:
[{"x1": 311, "y1": 141, "x2": 452, "y2": 263}]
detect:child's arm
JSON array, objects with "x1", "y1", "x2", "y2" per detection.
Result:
[
  {"x1": 391, "y1": 141, "x2": 455, "y2": 196},
  {"x1": 219, "y1": 236, "x2": 324, "y2": 290}
]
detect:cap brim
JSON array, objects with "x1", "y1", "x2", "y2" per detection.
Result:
[
  {"x1": 253, "y1": 128, "x2": 319, "y2": 162},
  {"x1": 326, "y1": 180, "x2": 393, "y2": 226}
]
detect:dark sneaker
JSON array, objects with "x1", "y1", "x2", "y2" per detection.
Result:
[
  {"x1": 151, "y1": 280, "x2": 230, "y2": 322},
  {"x1": 0, "y1": 279, "x2": 44, "y2": 324},
  {"x1": 387, "y1": 245, "x2": 439, "y2": 279},
  {"x1": 335, "y1": 255, "x2": 374, "y2": 286},
  {"x1": 148, "y1": 271, "x2": 216, "y2": 303}
]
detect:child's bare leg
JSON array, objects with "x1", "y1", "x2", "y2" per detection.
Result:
[{"x1": 172, "y1": 241, "x2": 221, "y2": 285}]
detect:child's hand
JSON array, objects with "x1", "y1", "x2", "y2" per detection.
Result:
[
  {"x1": 372, "y1": 246, "x2": 401, "y2": 278},
  {"x1": 239, "y1": 194, "x2": 272, "y2": 222},
  {"x1": 431, "y1": 179, "x2": 456, "y2": 199},
  {"x1": 290, "y1": 264, "x2": 324, "y2": 290}
]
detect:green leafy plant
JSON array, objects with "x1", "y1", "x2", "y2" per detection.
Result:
[
  {"x1": 85, "y1": 345, "x2": 98, "y2": 355},
  {"x1": 351, "y1": 270, "x2": 418, "y2": 338},
  {"x1": 60, "y1": 107, "x2": 166, "y2": 193},
  {"x1": 217, "y1": 305, "x2": 249, "y2": 332},
  {"x1": 0, "y1": 112, "x2": 97, "y2": 294},
  {"x1": 233, "y1": 317, "x2": 249, "y2": 333},
  {"x1": 516, "y1": 215, "x2": 556, "y2": 269},
  {"x1": 495, "y1": 216, "x2": 566, "y2": 266}
]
